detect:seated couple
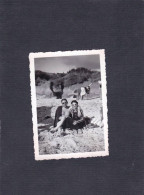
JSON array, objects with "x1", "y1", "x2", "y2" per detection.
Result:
[{"x1": 53, "y1": 99, "x2": 86, "y2": 132}]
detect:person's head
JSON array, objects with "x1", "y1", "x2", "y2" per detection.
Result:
[
  {"x1": 71, "y1": 100, "x2": 78, "y2": 109},
  {"x1": 61, "y1": 99, "x2": 68, "y2": 107}
]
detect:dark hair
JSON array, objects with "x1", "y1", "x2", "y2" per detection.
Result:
[
  {"x1": 71, "y1": 100, "x2": 78, "y2": 105},
  {"x1": 61, "y1": 98, "x2": 68, "y2": 103}
]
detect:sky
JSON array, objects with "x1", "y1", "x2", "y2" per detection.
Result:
[{"x1": 35, "y1": 54, "x2": 100, "y2": 73}]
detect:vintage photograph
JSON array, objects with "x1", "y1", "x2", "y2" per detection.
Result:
[{"x1": 29, "y1": 50, "x2": 108, "y2": 160}]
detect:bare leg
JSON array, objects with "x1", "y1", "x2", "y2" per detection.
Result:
[
  {"x1": 55, "y1": 126, "x2": 62, "y2": 136},
  {"x1": 53, "y1": 116, "x2": 66, "y2": 131}
]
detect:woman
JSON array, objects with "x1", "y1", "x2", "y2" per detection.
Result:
[
  {"x1": 52, "y1": 99, "x2": 86, "y2": 132},
  {"x1": 68, "y1": 100, "x2": 85, "y2": 130}
]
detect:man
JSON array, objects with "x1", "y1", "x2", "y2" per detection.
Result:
[
  {"x1": 53, "y1": 99, "x2": 86, "y2": 132},
  {"x1": 53, "y1": 98, "x2": 70, "y2": 131}
]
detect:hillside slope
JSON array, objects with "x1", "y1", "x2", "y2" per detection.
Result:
[{"x1": 35, "y1": 68, "x2": 101, "y2": 87}]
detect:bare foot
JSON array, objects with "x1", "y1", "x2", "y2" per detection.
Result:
[{"x1": 50, "y1": 127, "x2": 57, "y2": 133}]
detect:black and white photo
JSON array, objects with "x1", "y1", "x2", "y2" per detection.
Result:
[{"x1": 29, "y1": 50, "x2": 108, "y2": 160}]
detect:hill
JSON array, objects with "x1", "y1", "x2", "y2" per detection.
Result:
[{"x1": 35, "y1": 68, "x2": 101, "y2": 87}]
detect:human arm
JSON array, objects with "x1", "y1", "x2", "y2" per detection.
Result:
[{"x1": 73, "y1": 107, "x2": 84, "y2": 125}]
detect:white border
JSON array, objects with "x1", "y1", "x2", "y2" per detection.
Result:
[{"x1": 29, "y1": 49, "x2": 109, "y2": 160}]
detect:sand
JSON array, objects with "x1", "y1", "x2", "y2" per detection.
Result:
[{"x1": 36, "y1": 95, "x2": 105, "y2": 155}]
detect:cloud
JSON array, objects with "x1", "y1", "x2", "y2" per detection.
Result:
[{"x1": 35, "y1": 54, "x2": 100, "y2": 73}]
